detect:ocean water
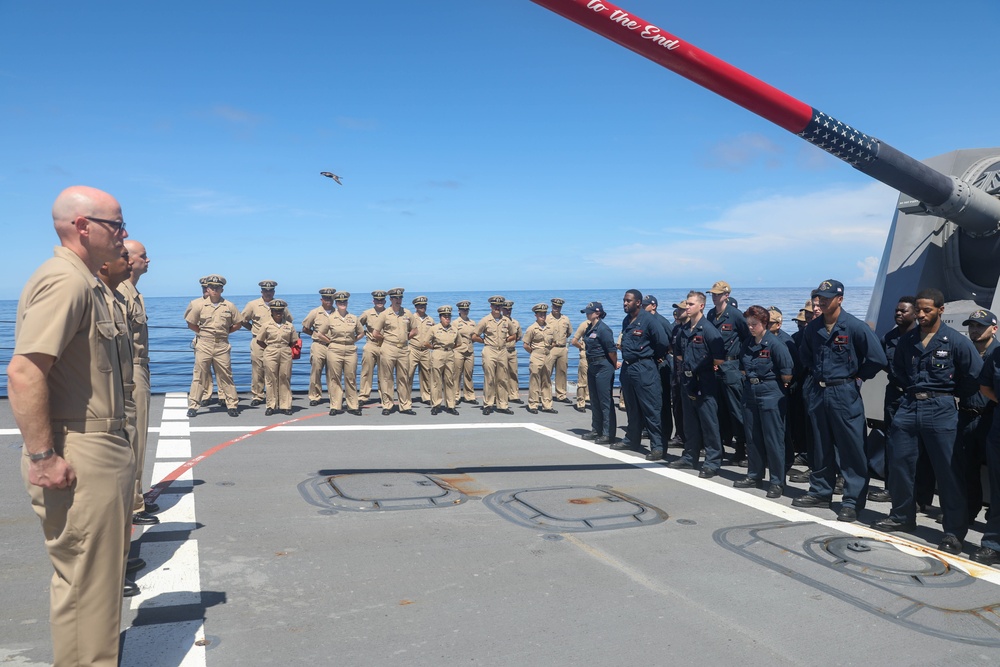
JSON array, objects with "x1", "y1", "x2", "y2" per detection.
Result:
[{"x1": 0, "y1": 286, "x2": 873, "y2": 396}]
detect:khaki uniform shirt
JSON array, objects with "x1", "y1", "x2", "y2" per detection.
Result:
[
  {"x1": 256, "y1": 319, "x2": 300, "y2": 348},
  {"x1": 475, "y1": 315, "x2": 512, "y2": 351},
  {"x1": 324, "y1": 311, "x2": 363, "y2": 345},
  {"x1": 571, "y1": 320, "x2": 589, "y2": 349},
  {"x1": 430, "y1": 324, "x2": 460, "y2": 351},
  {"x1": 242, "y1": 297, "x2": 292, "y2": 336},
  {"x1": 546, "y1": 313, "x2": 572, "y2": 346},
  {"x1": 14, "y1": 246, "x2": 125, "y2": 424},
  {"x1": 411, "y1": 313, "x2": 436, "y2": 348},
  {"x1": 455, "y1": 316, "x2": 476, "y2": 354},
  {"x1": 507, "y1": 318, "x2": 523, "y2": 351},
  {"x1": 359, "y1": 307, "x2": 385, "y2": 343},
  {"x1": 523, "y1": 322, "x2": 555, "y2": 358},
  {"x1": 374, "y1": 308, "x2": 416, "y2": 348},
  {"x1": 186, "y1": 299, "x2": 242, "y2": 337},
  {"x1": 302, "y1": 306, "x2": 334, "y2": 342},
  {"x1": 117, "y1": 281, "x2": 148, "y2": 363},
  {"x1": 183, "y1": 296, "x2": 206, "y2": 321}
]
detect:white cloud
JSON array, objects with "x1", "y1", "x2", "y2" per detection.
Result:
[{"x1": 589, "y1": 181, "x2": 898, "y2": 285}]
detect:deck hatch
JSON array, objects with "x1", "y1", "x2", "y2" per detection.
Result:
[
  {"x1": 300, "y1": 472, "x2": 467, "y2": 511},
  {"x1": 483, "y1": 485, "x2": 666, "y2": 532}
]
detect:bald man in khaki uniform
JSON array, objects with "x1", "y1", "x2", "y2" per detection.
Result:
[
  {"x1": 503, "y1": 300, "x2": 523, "y2": 403},
  {"x1": 571, "y1": 319, "x2": 590, "y2": 413},
  {"x1": 9, "y1": 185, "x2": 135, "y2": 667},
  {"x1": 428, "y1": 306, "x2": 460, "y2": 415},
  {"x1": 472, "y1": 295, "x2": 514, "y2": 415},
  {"x1": 547, "y1": 297, "x2": 573, "y2": 403},
  {"x1": 323, "y1": 291, "x2": 364, "y2": 415},
  {"x1": 187, "y1": 276, "x2": 243, "y2": 417},
  {"x1": 358, "y1": 290, "x2": 388, "y2": 402},
  {"x1": 374, "y1": 287, "x2": 417, "y2": 415},
  {"x1": 407, "y1": 296, "x2": 436, "y2": 405},
  {"x1": 454, "y1": 300, "x2": 478, "y2": 405},
  {"x1": 301, "y1": 287, "x2": 336, "y2": 406},
  {"x1": 241, "y1": 280, "x2": 292, "y2": 406}
]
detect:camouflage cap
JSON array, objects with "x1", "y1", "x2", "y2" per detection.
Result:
[{"x1": 259, "y1": 280, "x2": 278, "y2": 290}]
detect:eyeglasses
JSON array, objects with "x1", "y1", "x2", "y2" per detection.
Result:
[{"x1": 84, "y1": 216, "x2": 126, "y2": 233}]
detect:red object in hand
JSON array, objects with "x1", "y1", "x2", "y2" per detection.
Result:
[{"x1": 291, "y1": 339, "x2": 302, "y2": 360}]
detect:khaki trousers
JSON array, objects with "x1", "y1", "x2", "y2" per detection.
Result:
[
  {"x1": 481, "y1": 346, "x2": 509, "y2": 409},
  {"x1": 189, "y1": 338, "x2": 238, "y2": 409},
  {"x1": 408, "y1": 346, "x2": 434, "y2": 403},
  {"x1": 263, "y1": 345, "x2": 293, "y2": 410},
  {"x1": 432, "y1": 349, "x2": 457, "y2": 409},
  {"x1": 455, "y1": 350, "x2": 476, "y2": 402},
  {"x1": 307, "y1": 341, "x2": 330, "y2": 401},
  {"x1": 550, "y1": 345, "x2": 569, "y2": 400},
  {"x1": 529, "y1": 351, "x2": 555, "y2": 410},
  {"x1": 379, "y1": 343, "x2": 412, "y2": 410},
  {"x1": 23, "y1": 431, "x2": 134, "y2": 667},
  {"x1": 507, "y1": 348, "x2": 520, "y2": 399},
  {"x1": 132, "y1": 361, "x2": 150, "y2": 511},
  {"x1": 359, "y1": 341, "x2": 381, "y2": 400},
  {"x1": 250, "y1": 338, "x2": 265, "y2": 401},
  {"x1": 576, "y1": 354, "x2": 590, "y2": 409},
  {"x1": 327, "y1": 344, "x2": 359, "y2": 410}
]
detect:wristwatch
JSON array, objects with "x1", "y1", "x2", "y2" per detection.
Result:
[{"x1": 26, "y1": 448, "x2": 56, "y2": 462}]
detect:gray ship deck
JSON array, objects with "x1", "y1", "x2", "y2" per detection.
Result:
[{"x1": 2, "y1": 393, "x2": 999, "y2": 666}]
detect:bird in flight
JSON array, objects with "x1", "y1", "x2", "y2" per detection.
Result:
[{"x1": 320, "y1": 171, "x2": 343, "y2": 185}]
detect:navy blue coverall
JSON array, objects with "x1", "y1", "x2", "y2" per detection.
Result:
[
  {"x1": 584, "y1": 318, "x2": 618, "y2": 440},
  {"x1": 887, "y1": 323, "x2": 982, "y2": 539},
  {"x1": 620, "y1": 310, "x2": 668, "y2": 454},
  {"x1": 708, "y1": 304, "x2": 750, "y2": 460},
  {"x1": 740, "y1": 331, "x2": 794, "y2": 487},
  {"x1": 976, "y1": 350, "x2": 1000, "y2": 553},
  {"x1": 800, "y1": 310, "x2": 886, "y2": 509},
  {"x1": 675, "y1": 316, "x2": 727, "y2": 471}
]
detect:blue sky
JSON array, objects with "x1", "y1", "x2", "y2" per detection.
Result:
[{"x1": 1, "y1": 0, "x2": 997, "y2": 299}]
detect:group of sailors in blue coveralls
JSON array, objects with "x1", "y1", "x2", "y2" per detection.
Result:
[{"x1": 578, "y1": 279, "x2": 1000, "y2": 566}]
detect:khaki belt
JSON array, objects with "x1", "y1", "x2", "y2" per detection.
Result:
[
  {"x1": 552, "y1": 344, "x2": 567, "y2": 348},
  {"x1": 53, "y1": 418, "x2": 126, "y2": 434}
]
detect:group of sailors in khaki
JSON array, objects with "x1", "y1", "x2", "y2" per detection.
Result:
[{"x1": 184, "y1": 281, "x2": 582, "y2": 419}]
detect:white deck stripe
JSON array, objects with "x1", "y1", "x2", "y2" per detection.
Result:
[
  {"x1": 155, "y1": 438, "x2": 192, "y2": 459},
  {"x1": 120, "y1": 621, "x2": 206, "y2": 667}
]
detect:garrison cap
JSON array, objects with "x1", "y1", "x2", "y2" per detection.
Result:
[
  {"x1": 641, "y1": 295, "x2": 658, "y2": 308},
  {"x1": 199, "y1": 276, "x2": 210, "y2": 286},
  {"x1": 334, "y1": 291, "x2": 350, "y2": 301},
  {"x1": 551, "y1": 298, "x2": 565, "y2": 307},
  {"x1": 503, "y1": 300, "x2": 514, "y2": 309},
  {"x1": 412, "y1": 296, "x2": 428, "y2": 306},
  {"x1": 457, "y1": 300, "x2": 471, "y2": 309},
  {"x1": 259, "y1": 280, "x2": 278, "y2": 290},
  {"x1": 813, "y1": 279, "x2": 844, "y2": 298},
  {"x1": 488, "y1": 295, "x2": 505, "y2": 306},
  {"x1": 582, "y1": 301, "x2": 605, "y2": 316},
  {"x1": 438, "y1": 305, "x2": 453, "y2": 315},
  {"x1": 371, "y1": 290, "x2": 388, "y2": 299},
  {"x1": 204, "y1": 274, "x2": 226, "y2": 287},
  {"x1": 708, "y1": 280, "x2": 731, "y2": 294},
  {"x1": 319, "y1": 287, "x2": 336, "y2": 297},
  {"x1": 532, "y1": 303, "x2": 548, "y2": 314},
  {"x1": 269, "y1": 299, "x2": 288, "y2": 309},
  {"x1": 387, "y1": 287, "x2": 405, "y2": 298},
  {"x1": 963, "y1": 309, "x2": 998, "y2": 327}
]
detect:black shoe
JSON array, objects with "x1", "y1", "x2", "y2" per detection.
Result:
[
  {"x1": 581, "y1": 431, "x2": 599, "y2": 441},
  {"x1": 766, "y1": 484, "x2": 783, "y2": 499},
  {"x1": 698, "y1": 468, "x2": 717, "y2": 479},
  {"x1": 938, "y1": 535, "x2": 963, "y2": 555},
  {"x1": 791, "y1": 495, "x2": 831, "y2": 509},
  {"x1": 667, "y1": 460, "x2": 694, "y2": 470},
  {"x1": 482, "y1": 407, "x2": 494, "y2": 415},
  {"x1": 787, "y1": 468, "x2": 811, "y2": 483},
  {"x1": 283, "y1": 409, "x2": 292, "y2": 415},
  {"x1": 971, "y1": 546, "x2": 1000, "y2": 565},
  {"x1": 348, "y1": 409, "x2": 362, "y2": 416},
  {"x1": 837, "y1": 506, "x2": 858, "y2": 522},
  {"x1": 250, "y1": 399, "x2": 263, "y2": 406},
  {"x1": 465, "y1": 399, "x2": 480, "y2": 406},
  {"x1": 641, "y1": 430, "x2": 650, "y2": 440},
  {"x1": 200, "y1": 397, "x2": 218, "y2": 407},
  {"x1": 510, "y1": 398, "x2": 523, "y2": 404},
  {"x1": 310, "y1": 400, "x2": 321, "y2": 406},
  {"x1": 645, "y1": 450, "x2": 664, "y2": 461},
  {"x1": 729, "y1": 458, "x2": 749, "y2": 468},
  {"x1": 540, "y1": 408, "x2": 558, "y2": 414},
  {"x1": 382, "y1": 409, "x2": 392, "y2": 416},
  {"x1": 144, "y1": 502, "x2": 159, "y2": 514},
  {"x1": 400, "y1": 409, "x2": 416, "y2": 415},
  {"x1": 496, "y1": 408, "x2": 513, "y2": 415},
  {"x1": 329, "y1": 409, "x2": 343, "y2": 416},
  {"x1": 526, "y1": 407, "x2": 538, "y2": 414},
  {"x1": 871, "y1": 517, "x2": 916, "y2": 532},
  {"x1": 609, "y1": 440, "x2": 628, "y2": 450},
  {"x1": 265, "y1": 408, "x2": 274, "y2": 416},
  {"x1": 126, "y1": 557, "x2": 146, "y2": 574},
  {"x1": 792, "y1": 454, "x2": 809, "y2": 467},
  {"x1": 186, "y1": 408, "x2": 197, "y2": 418},
  {"x1": 667, "y1": 437, "x2": 684, "y2": 448},
  {"x1": 228, "y1": 408, "x2": 239, "y2": 417},
  {"x1": 431, "y1": 406, "x2": 441, "y2": 415},
  {"x1": 123, "y1": 578, "x2": 140, "y2": 598},
  {"x1": 595, "y1": 436, "x2": 614, "y2": 445},
  {"x1": 132, "y1": 511, "x2": 159, "y2": 526},
  {"x1": 867, "y1": 488, "x2": 892, "y2": 503},
  {"x1": 733, "y1": 477, "x2": 759, "y2": 489},
  {"x1": 574, "y1": 406, "x2": 587, "y2": 413},
  {"x1": 446, "y1": 408, "x2": 459, "y2": 415}
]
